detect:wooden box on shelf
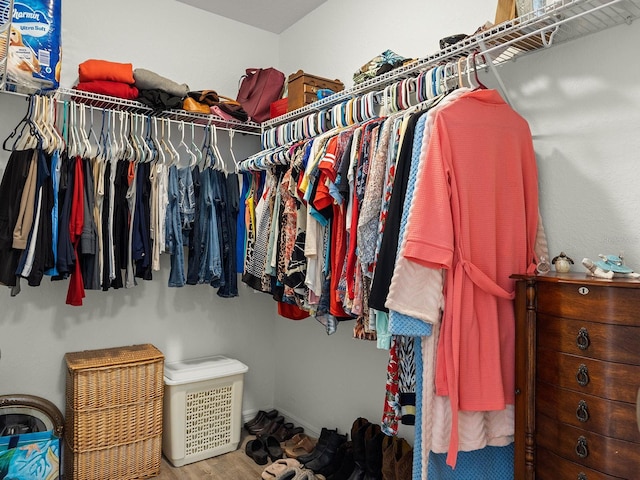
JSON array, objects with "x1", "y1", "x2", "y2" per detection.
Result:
[
  {"x1": 287, "y1": 70, "x2": 344, "y2": 112},
  {"x1": 64, "y1": 344, "x2": 165, "y2": 480}
]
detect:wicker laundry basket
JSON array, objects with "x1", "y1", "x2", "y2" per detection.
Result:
[{"x1": 64, "y1": 344, "x2": 164, "y2": 480}]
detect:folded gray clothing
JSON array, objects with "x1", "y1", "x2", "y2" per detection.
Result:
[{"x1": 133, "y1": 68, "x2": 189, "y2": 98}]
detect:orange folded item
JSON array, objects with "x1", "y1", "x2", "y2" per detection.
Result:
[
  {"x1": 74, "y1": 81, "x2": 139, "y2": 100},
  {"x1": 78, "y1": 59, "x2": 134, "y2": 84}
]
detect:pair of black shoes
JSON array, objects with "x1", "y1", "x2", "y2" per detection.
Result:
[
  {"x1": 245, "y1": 409, "x2": 304, "y2": 442},
  {"x1": 298, "y1": 427, "x2": 348, "y2": 476},
  {"x1": 244, "y1": 408, "x2": 279, "y2": 433},
  {"x1": 245, "y1": 435, "x2": 283, "y2": 465}
]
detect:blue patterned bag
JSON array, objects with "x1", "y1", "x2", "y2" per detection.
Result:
[{"x1": 0, "y1": 430, "x2": 60, "y2": 480}]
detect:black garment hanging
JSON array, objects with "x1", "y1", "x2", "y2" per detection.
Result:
[
  {"x1": 134, "y1": 162, "x2": 152, "y2": 281},
  {"x1": 186, "y1": 165, "x2": 202, "y2": 286},
  {"x1": 217, "y1": 172, "x2": 240, "y2": 298},
  {"x1": 54, "y1": 153, "x2": 75, "y2": 280},
  {"x1": 0, "y1": 149, "x2": 35, "y2": 287}
]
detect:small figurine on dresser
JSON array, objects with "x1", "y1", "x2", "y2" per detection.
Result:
[
  {"x1": 581, "y1": 253, "x2": 640, "y2": 279},
  {"x1": 551, "y1": 252, "x2": 574, "y2": 273}
]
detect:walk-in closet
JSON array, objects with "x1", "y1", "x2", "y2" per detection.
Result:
[{"x1": 1, "y1": 0, "x2": 639, "y2": 479}]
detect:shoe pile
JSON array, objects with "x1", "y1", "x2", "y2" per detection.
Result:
[
  {"x1": 248, "y1": 414, "x2": 413, "y2": 480},
  {"x1": 293, "y1": 417, "x2": 413, "y2": 480},
  {"x1": 245, "y1": 409, "x2": 306, "y2": 466}
]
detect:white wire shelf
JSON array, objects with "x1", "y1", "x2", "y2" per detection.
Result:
[
  {"x1": 262, "y1": 0, "x2": 640, "y2": 129},
  {"x1": 56, "y1": 88, "x2": 262, "y2": 135},
  {"x1": 0, "y1": 85, "x2": 262, "y2": 135}
]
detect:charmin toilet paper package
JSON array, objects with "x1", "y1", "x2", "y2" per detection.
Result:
[{"x1": 1, "y1": 0, "x2": 61, "y2": 91}]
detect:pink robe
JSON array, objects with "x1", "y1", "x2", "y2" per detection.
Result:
[{"x1": 402, "y1": 89, "x2": 538, "y2": 467}]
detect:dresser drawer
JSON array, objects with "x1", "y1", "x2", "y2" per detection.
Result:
[
  {"x1": 538, "y1": 314, "x2": 640, "y2": 364},
  {"x1": 537, "y1": 349, "x2": 640, "y2": 403},
  {"x1": 536, "y1": 447, "x2": 623, "y2": 480},
  {"x1": 536, "y1": 382, "x2": 640, "y2": 443},
  {"x1": 536, "y1": 282, "x2": 640, "y2": 326},
  {"x1": 536, "y1": 413, "x2": 640, "y2": 478}
]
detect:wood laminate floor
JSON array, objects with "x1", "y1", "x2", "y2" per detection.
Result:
[{"x1": 156, "y1": 434, "x2": 265, "y2": 480}]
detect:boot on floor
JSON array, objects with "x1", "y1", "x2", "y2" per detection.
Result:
[
  {"x1": 326, "y1": 440, "x2": 355, "y2": 480},
  {"x1": 381, "y1": 435, "x2": 413, "y2": 480},
  {"x1": 362, "y1": 423, "x2": 384, "y2": 480},
  {"x1": 346, "y1": 417, "x2": 371, "y2": 480},
  {"x1": 305, "y1": 429, "x2": 348, "y2": 473}
]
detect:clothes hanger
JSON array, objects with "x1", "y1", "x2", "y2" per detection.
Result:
[
  {"x1": 139, "y1": 114, "x2": 153, "y2": 163},
  {"x1": 120, "y1": 111, "x2": 134, "y2": 161},
  {"x1": 66, "y1": 102, "x2": 78, "y2": 158},
  {"x1": 176, "y1": 121, "x2": 194, "y2": 168},
  {"x1": 228, "y1": 129, "x2": 239, "y2": 173},
  {"x1": 471, "y1": 51, "x2": 488, "y2": 89},
  {"x1": 79, "y1": 103, "x2": 92, "y2": 158},
  {"x1": 211, "y1": 124, "x2": 227, "y2": 172},
  {"x1": 153, "y1": 117, "x2": 166, "y2": 166},
  {"x1": 166, "y1": 119, "x2": 180, "y2": 167},
  {"x1": 16, "y1": 95, "x2": 41, "y2": 151},
  {"x1": 3, "y1": 96, "x2": 32, "y2": 151},
  {"x1": 49, "y1": 94, "x2": 65, "y2": 153},
  {"x1": 36, "y1": 95, "x2": 54, "y2": 153},
  {"x1": 189, "y1": 123, "x2": 202, "y2": 168},
  {"x1": 86, "y1": 106, "x2": 100, "y2": 158}
]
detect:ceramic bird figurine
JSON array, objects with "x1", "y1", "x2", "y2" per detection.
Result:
[{"x1": 552, "y1": 252, "x2": 574, "y2": 273}]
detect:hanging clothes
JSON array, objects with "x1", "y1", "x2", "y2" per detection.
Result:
[{"x1": 401, "y1": 89, "x2": 539, "y2": 470}]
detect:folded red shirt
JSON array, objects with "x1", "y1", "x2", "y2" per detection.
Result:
[
  {"x1": 74, "y1": 81, "x2": 139, "y2": 100},
  {"x1": 78, "y1": 59, "x2": 134, "y2": 84}
]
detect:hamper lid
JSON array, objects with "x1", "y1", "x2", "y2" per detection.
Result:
[{"x1": 164, "y1": 355, "x2": 248, "y2": 385}]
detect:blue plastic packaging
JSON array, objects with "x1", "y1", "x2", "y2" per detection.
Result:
[{"x1": 6, "y1": 0, "x2": 61, "y2": 91}]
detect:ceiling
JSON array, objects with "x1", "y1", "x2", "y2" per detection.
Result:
[{"x1": 175, "y1": 0, "x2": 327, "y2": 34}]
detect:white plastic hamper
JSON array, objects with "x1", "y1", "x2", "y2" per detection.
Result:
[{"x1": 162, "y1": 355, "x2": 249, "y2": 467}]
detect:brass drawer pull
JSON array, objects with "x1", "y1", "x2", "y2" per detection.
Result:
[
  {"x1": 576, "y1": 364, "x2": 590, "y2": 387},
  {"x1": 575, "y1": 436, "x2": 589, "y2": 458},
  {"x1": 578, "y1": 473, "x2": 587, "y2": 480},
  {"x1": 576, "y1": 327, "x2": 590, "y2": 350},
  {"x1": 576, "y1": 400, "x2": 590, "y2": 422}
]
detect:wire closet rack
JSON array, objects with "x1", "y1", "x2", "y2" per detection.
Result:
[
  {"x1": 262, "y1": 0, "x2": 640, "y2": 130},
  {"x1": 55, "y1": 87, "x2": 263, "y2": 135}
]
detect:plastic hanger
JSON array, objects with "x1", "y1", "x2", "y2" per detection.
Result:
[
  {"x1": 211, "y1": 124, "x2": 226, "y2": 172},
  {"x1": 189, "y1": 123, "x2": 202, "y2": 168},
  {"x1": 49, "y1": 94, "x2": 65, "y2": 153},
  {"x1": 228, "y1": 129, "x2": 239, "y2": 173},
  {"x1": 78, "y1": 103, "x2": 92, "y2": 158},
  {"x1": 471, "y1": 51, "x2": 488, "y2": 89},
  {"x1": 457, "y1": 57, "x2": 467, "y2": 89},
  {"x1": 165, "y1": 119, "x2": 180, "y2": 167},
  {"x1": 139, "y1": 114, "x2": 153, "y2": 163},
  {"x1": 177, "y1": 121, "x2": 194, "y2": 168},
  {"x1": 153, "y1": 117, "x2": 166, "y2": 166},
  {"x1": 86, "y1": 106, "x2": 100, "y2": 158},
  {"x1": 16, "y1": 96, "x2": 41, "y2": 151}
]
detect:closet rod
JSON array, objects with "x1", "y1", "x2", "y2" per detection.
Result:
[{"x1": 262, "y1": 0, "x2": 640, "y2": 130}]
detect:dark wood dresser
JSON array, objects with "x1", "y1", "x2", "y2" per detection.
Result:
[{"x1": 512, "y1": 273, "x2": 640, "y2": 480}]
